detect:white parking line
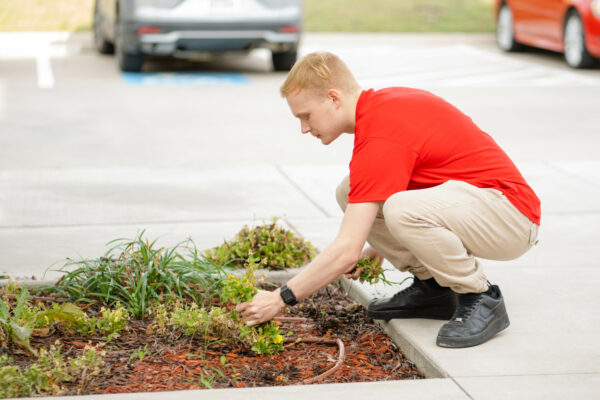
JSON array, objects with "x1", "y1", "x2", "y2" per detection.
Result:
[
  {"x1": 0, "y1": 32, "x2": 69, "y2": 89},
  {"x1": 35, "y1": 53, "x2": 54, "y2": 89}
]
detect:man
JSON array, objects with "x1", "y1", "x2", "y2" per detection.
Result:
[{"x1": 237, "y1": 52, "x2": 540, "y2": 348}]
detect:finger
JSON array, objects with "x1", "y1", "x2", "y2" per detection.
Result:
[{"x1": 236, "y1": 302, "x2": 250, "y2": 313}]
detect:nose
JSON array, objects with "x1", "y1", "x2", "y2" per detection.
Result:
[{"x1": 300, "y1": 121, "x2": 311, "y2": 134}]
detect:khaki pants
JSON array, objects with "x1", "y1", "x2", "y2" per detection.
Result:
[{"x1": 336, "y1": 176, "x2": 539, "y2": 294}]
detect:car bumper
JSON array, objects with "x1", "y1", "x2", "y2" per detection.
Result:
[{"x1": 138, "y1": 29, "x2": 300, "y2": 54}]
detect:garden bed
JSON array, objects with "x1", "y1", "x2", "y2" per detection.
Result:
[
  {"x1": 0, "y1": 224, "x2": 423, "y2": 397},
  {"x1": 4, "y1": 283, "x2": 422, "y2": 396}
]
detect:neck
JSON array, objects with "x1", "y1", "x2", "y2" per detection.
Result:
[{"x1": 345, "y1": 89, "x2": 363, "y2": 133}]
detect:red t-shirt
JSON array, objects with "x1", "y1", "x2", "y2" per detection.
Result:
[{"x1": 348, "y1": 88, "x2": 541, "y2": 225}]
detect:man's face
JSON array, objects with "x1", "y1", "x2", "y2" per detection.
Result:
[{"x1": 286, "y1": 89, "x2": 346, "y2": 145}]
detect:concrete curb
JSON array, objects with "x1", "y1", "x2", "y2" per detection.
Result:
[{"x1": 338, "y1": 277, "x2": 447, "y2": 379}]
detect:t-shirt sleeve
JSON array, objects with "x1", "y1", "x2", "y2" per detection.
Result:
[{"x1": 348, "y1": 138, "x2": 419, "y2": 203}]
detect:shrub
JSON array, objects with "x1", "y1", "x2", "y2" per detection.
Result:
[{"x1": 204, "y1": 219, "x2": 316, "y2": 270}]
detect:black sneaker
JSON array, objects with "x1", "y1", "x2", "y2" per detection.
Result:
[
  {"x1": 366, "y1": 277, "x2": 458, "y2": 320},
  {"x1": 436, "y1": 284, "x2": 510, "y2": 348}
]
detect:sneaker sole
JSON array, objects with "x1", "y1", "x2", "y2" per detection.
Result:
[
  {"x1": 367, "y1": 306, "x2": 456, "y2": 321},
  {"x1": 436, "y1": 313, "x2": 510, "y2": 348}
]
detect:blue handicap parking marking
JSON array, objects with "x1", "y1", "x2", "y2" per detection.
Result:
[{"x1": 122, "y1": 72, "x2": 250, "y2": 86}]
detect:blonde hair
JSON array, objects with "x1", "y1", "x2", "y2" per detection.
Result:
[{"x1": 280, "y1": 51, "x2": 360, "y2": 98}]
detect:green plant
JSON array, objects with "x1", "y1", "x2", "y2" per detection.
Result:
[
  {"x1": 204, "y1": 219, "x2": 316, "y2": 270},
  {"x1": 41, "y1": 302, "x2": 129, "y2": 342},
  {"x1": 0, "y1": 286, "x2": 37, "y2": 353},
  {"x1": 129, "y1": 344, "x2": 150, "y2": 362},
  {"x1": 353, "y1": 256, "x2": 399, "y2": 285},
  {"x1": 239, "y1": 322, "x2": 285, "y2": 355},
  {"x1": 160, "y1": 299, "x2": 286, "y2": 356},
  {"x1": 47, "y1": 232, "x2": 224, "y2": 318},
  {"x1": 95, "y1": 303, "x2": 129, "y2": 342},
  {"x1": 169, "y1": 305, "x2": 238, "y2": 342},
  {"x1": 0, "y1": 345, "x2": 105, "y2": 398},
  {"x1": 219, "y1": 261, "x2": 258, "y2": 305}
]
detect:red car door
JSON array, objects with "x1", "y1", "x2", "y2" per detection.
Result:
[
  {"x1": 528, "y1": 0, "x2": 564, "y2": 49},
  {"x1": 509, "y1": 0, "x2": 564, "y2": 50}
]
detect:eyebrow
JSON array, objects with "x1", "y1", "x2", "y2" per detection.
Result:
[{"x1": 294, "y1": 112, "x2": 309, "y2": 118}]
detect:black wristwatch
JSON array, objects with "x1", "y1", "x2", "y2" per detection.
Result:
[{"x1": 279, "y1": 284, "x2": 298, "y2": 306}]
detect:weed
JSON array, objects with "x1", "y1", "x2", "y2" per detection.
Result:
[
  {"x1": 204, "y1": 219, "x2": 316, "y2": 270},
  {"x1": 0, "y1": 345, "x2": 105, "y2": 398},
  {"x1": 128, "y1": 344, "x2": 150, "y2": 362},
  {"x1": 353, "y1": 256, "x2": 398, "y2": 285},
  {"x1": 0, "y1": 286, "x2": 39, "y2": 354},
  {"x1": 219, "y1": 261, "x2": 258, "y2": 305},
  {"x1": 239, "y1": 322, "x2": 285, "y2": 355}
]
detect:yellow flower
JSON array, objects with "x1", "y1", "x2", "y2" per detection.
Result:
[
  {"x1": 274, "y1": 335, "x2": 283, "y2": 344},
  {"x1": 227, "y1": 274, "x2": 233, "y2": 280}
]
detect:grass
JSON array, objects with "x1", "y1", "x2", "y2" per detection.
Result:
[
  {"x1": 0, "y1": 0, "x2": 94, "y2": 32},
  {"x1": 0, "y1": 0, "x2": 494, "y2": 32}
]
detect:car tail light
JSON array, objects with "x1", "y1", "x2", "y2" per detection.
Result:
[
  {"x1": 280, "y1": 25, "x2": 300, "y2": 33},
  {"x1": 137, "y1": 26, "x2": 161, "y2": 34}
]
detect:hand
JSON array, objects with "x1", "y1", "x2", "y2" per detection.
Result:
[
  {"x1": 344, "y1": 246, "x2": 383, "y2": 280},
  {"x1": 344, "y1": 266, "x2": 362, "y2": 280},
  {"x1": 236, "y1": 289, "x2": 285, "y2": 326}
]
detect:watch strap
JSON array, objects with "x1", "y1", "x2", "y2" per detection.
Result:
[{"x1": 280, "y1": 284, "x2": 298, "y2": 306}]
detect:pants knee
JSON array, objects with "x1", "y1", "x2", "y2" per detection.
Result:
[
  {"x1": 336, "y1": 175, "x2": 350, "y2": 212},
  {"x1": 383, "y1": 193, "x2": 420, "y2": 241}
]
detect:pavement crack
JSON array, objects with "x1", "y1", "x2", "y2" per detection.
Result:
[{"x1": 275, "y1": 165, "x2": 331, "y2": 218}]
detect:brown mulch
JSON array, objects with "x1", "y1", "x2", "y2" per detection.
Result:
[{"x1": 6, "y1": 283, "x2": 423, "y2": 395}]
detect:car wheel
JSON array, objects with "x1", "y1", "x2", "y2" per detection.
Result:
[
  {"x1": 563, "y1": 11, "x2": 595, "y2": 69},
  {"x1": 93, "y1": 0, "x2": 114, "y2": 54},
  {"x1": 272, "y1": 49, "x2": 297, "y2": 71},
  {"x1": 115, "y1": 17, "x2": 144, "y2": 72},
  {"x1": 496, "y1": 3, "x2": 521, "y2": 52}
]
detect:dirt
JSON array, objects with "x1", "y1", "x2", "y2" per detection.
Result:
[{"x1": 5, "y1": 282, "x2": 423, "y2": 395}]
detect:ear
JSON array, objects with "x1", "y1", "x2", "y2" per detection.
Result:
[{"x1": 327, "y1": 89, "x2": 343, "y2": 108}]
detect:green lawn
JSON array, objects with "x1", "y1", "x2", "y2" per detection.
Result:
[{"x1": 0, "y1": 0, "x2": 495, "y2": 32}]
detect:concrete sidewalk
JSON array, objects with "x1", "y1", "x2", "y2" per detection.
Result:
[{"x1": 2, "y1": 161, "x2": 599, "y2": 399}]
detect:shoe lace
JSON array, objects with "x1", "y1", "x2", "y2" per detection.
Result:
[{"x1": 452, "y1": 293, "x2": 483, "y2": 321}]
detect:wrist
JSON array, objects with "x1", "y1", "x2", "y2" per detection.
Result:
[
  {"x1": 275, "y1": 289, "x2": 286, "y2": 308},
  {"x1": 279, "y1": 284, "x2": 298, "y2": 306}
]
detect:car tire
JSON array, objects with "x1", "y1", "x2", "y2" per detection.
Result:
[
  {"x1": 115, "y1": 17, "x2": 144, "y2": 72},
  {"x1": 496, "y1": 3, "x2": 522, "y2": 52},
  {"x1": 93, "y1": 0, "x2": 114, "y2": 54},
  {"x1": 272, "y1": 49, "x2": 297, "y2": 71},
  {"x1": 563, "y1": 11, "x2": 595, "y2": 69}
]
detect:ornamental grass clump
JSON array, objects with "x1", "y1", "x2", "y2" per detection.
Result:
[
  {"x1": 48, "y1": 232, "x2": 224, "y2": 318},
  {"x1": 204, "y1": 219, "x2": 316, "y2": 270}
]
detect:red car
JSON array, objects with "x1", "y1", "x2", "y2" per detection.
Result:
[{"x1": 494, "y1": 0, "x2": 600, "y2": 68}]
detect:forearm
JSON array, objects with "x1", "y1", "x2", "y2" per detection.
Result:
[{"x1": 284, "y1": 239, "x2": 358, "y2": 301}]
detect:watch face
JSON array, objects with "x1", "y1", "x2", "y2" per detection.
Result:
[{"x1": 281, "y1": 286, "x2": 296, "y2": 305}]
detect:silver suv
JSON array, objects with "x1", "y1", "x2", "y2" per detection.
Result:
[{"x1": 93, "y1": 0, "x2": 302, "y2": 72}]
